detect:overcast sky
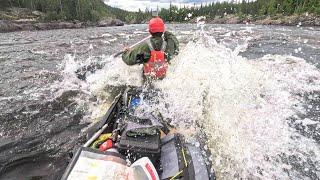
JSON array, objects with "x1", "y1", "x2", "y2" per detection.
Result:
[{"x1": 104, "y1": 0, "x2": 228, "y2": 12}]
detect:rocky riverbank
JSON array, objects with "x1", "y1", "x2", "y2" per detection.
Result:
[
  {"x1": 0, "y1": 19, "x2": 124, "y2": 33},
  {"x1": 2, "y1": 7, "x2": 319, "y2": 33},
  {"x1": 0, "y1": 7, "x2": 124, "y2": 33},
  {"x1": 200, "y1": 14, "x2": 320, "y2": 27},
  {"x1": 254, "y1": 14, "x2": 320, "y2": 26}
]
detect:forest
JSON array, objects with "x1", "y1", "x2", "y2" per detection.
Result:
[
  {"x1": 0, "y1": 0, "x2": 144, "y2": 22},
  {"x1": 0, "y1": 0, "x2": 319, "y2": 23},
  {"x1": 159, "y1": 0, "x2": 320, "y2": 22}
]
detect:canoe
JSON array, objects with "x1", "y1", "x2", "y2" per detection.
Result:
[{"x1": 61, "y1": 86, "x2": 215, "y2": 180}]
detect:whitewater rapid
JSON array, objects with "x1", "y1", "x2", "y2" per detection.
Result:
[
  {"x1": 59, "y1": 25, "x2": 320, "y2": 179},
  {"x1": 156, "y1": 36, "x2": 320, "y2": 179}
]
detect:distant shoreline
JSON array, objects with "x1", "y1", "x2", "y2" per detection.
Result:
[
  {"x1": 0, "y1": 19, "x2": 124, "y2": 33},
  {"x1": 1, "y1": 14, "x2": 319, "y2": 33},
  {"x1": 202, "y1": 14, "x2": 320, "y2": 27},
  {"x1": 0, "y1": 7, "x2": 125, "y2": 33}
]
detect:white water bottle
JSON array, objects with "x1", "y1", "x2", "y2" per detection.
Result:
[{"x1": 131, "y1": 157, "x2": 160, "y2": 180}]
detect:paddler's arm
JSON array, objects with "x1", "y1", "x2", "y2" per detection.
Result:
[
  {"x1": 164, "y1": 31, "x2": 179, "y2": 62},
  {"x1": 122, "y1": 43, "x2": 150, "y2": 66}
]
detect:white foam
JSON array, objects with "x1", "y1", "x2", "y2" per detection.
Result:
[
  {"x1": 154, "y1": 35, "x2": 320, "y2": 179},
  {"x1": 85, "y1": 56, "x2": 142, "y2": 96},
  {"x1": 57, "y1": 26, "x2": 320, "y2": 179},
  {"x1": 101, "y1": 33, "x2": 113, "y2": 37}
]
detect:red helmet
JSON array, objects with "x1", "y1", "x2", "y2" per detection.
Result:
[{"x1": 148, "y1": 17, "x2": 165, "y2": 33}]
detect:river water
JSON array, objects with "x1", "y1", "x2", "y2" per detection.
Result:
[{"x1": 0, "y1": 24, "x2": 319, "y2": 179}]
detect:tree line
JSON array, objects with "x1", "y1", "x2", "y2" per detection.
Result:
[
  {"x1": 0, "y1": 0, "x2": 146, "y2": 23},
  {"x1": 1, "y1": 0, "x2": 319, "y2": 23},
  {"x1": 158, "y1": 0, "x2": 320, "y2": 22}
]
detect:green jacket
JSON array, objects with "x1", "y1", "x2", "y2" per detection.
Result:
[{"x1": 122, "y1": 31, "x2": 179, "y2": 66}]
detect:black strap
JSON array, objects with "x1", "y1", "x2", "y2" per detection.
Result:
[{"x1": 147, "y1": 37, "x2": 167, "y2": 51}]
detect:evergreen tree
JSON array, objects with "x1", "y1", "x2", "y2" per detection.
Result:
[
  {"x1": 1, "y1": 0, "x2": 320, "y2": 23},
  {"x1": 267, "y1": 0, "x2": 278, "y2": 15},
  {"x1": 282, "y1": 0, "x2": 295, "y2": 15}
]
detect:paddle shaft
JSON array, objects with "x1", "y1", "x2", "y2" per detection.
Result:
[
  {"x1": 113, "y1": 35, "x2": 151, "y2": 58},
  {"x1": 75, "y1": 36, "x2": 151, "y2": 81},
  {"x1": 84, "y1": 123, "x2": 109, "y2": 147}
]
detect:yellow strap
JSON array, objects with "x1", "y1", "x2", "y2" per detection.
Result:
[
  {"x1": 128, "y1": 96, "x2": 132, "y2": 107},
  {"x1": 169, "y1": 170, "x2": 183, "y2": 180},
  {"x1": 169, "y1": 148, "x2": 188, "y2": 180},
  {"x1": 182, "y1": 148, "x2": 188, "y2": 167}
]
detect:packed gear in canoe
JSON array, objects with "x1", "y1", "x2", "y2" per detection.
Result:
[{"x1": 61, "y1": 87, "x2": 215, "y2": 180}]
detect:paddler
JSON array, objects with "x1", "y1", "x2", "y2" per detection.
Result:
[{"x1": 122, "y1": 17, "x2": 179, "y2": 81}]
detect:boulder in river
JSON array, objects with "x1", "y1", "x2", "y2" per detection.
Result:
[
  {"x1": 0, "y1": 20, "x2": 86, "y2": 33},
  {"x1": 34, "y1": 22, "x2": 83, "y2": 30},
  {"x1": 98, "y1": 18, "x2": 124, "y2": 27},
  {"x1": 225, "y1": 15, "x2": 242, "y2": 24},
  {"x1": 0, "y1": 20, "x2": 21, "y2": 32},
  {"x1": 32, "y1": 11, "x2": 44, "y2": 17}
]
